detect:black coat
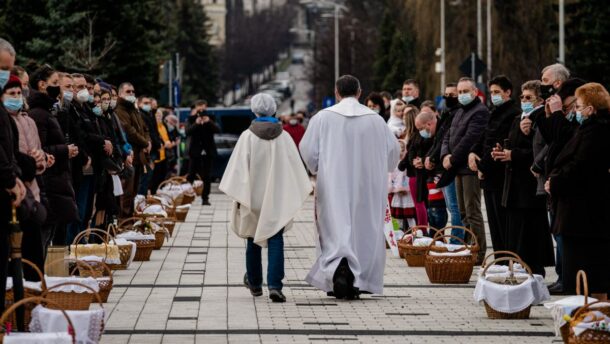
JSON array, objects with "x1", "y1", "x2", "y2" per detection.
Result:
[
  {"x1": 185, "y1": 115, "x2": 220, "y2": 158},
  {"x1": 441, "y1": 97, "x2": 490, "y2": 175},
  {"x1": 140, "y1": 110, "x2": 162, "y2": 161},
  {"x1": 501, "y1": 115, "x2": 547, "y2": 209},
  {"x1": 0, "y1": 104, "x2": 21, "y2": 222},
  {"x1": 530, "y1": 109, "x2": 578, "y2": 178},
  {"x1": 399, "y1": 133, "x2": 433, "y2": 202},
  {"x1": 115, "y1": 98, "x2": 150, "y2": 166},
  {"x1": 473, "y1": 99, "x2": 521, "y2": 191},
  {"x1": 549, "y1": 110, "x2": 610, "y2": 238},
  {"x1": 426, "y1": 107, "x2": 458, "y2": 171},
  {"x1": 27, "y1": 90, "x2": 78, "y2": 223},
  {"x1": 73, "y1": 101, "x2": 106, "y2": 164},
  {"x1": 55, "y1": 102, "x2": 89, "y2": 188}
]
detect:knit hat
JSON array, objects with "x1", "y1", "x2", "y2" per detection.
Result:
[{"x1": 3, "y1": 75, "x2": 22, "y2": 93}]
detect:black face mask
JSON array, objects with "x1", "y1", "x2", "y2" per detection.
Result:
[
  {"x1": 540, "y1": 84, "x2": 555, "y2": 100},
  {"x1": 46, "y1": 85, "x2": 61, "y2": 100},
  {"x1": 444, "y1": 96, "x2": 459, "y2": 109}
]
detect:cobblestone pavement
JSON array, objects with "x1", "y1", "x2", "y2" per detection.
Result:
[{"x1": 101, "y1": 186, "x2": 563, "y2": 344}]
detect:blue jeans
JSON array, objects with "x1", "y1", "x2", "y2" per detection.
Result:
[
  {"x1": 553, "y1": 233, "x2": 563, "y2": 282},
  {"x1": 442, "y1": 180, "x2": 464, "y2": 243},
  {"x1": 427, "y1": 207, "x2": 448, "y2": 234},
  {"x1": 246, "y1": 229, "x2": 284, "y2": 290}
]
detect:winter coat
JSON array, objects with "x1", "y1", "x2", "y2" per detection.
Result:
[
  {"x1": 549, "y1": 110, "x2": 610, "y2": 238},
  {"x1": 115, "y1": 98, "x2": 150, "y2": 165},
  {"x1": 185, "y1": 114, "x2": 220, "y2": 158}
]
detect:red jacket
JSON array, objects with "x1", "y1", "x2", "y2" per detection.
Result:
[{"x1": 283, "y1": 124, "x2": 305, "y2": 148}]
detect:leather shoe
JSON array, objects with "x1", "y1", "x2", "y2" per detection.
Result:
[{"x1": 548, "y1": 282, "x2": 565, "y2": 295}]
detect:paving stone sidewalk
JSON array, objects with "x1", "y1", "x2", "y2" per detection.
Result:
[{"x1": 100, "y1": 186, "x2": 563, "y2": 344}]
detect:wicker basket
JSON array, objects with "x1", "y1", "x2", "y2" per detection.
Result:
[
  {"x1": 96, "y1": 263, "x2": 114, "y2": 303},
  {"x1": 565, "y1": 270, "x2": 610, "y2": 344},
  {"x1": 0, "y1": 297, "x2": 76, "y2": 343},
  {"x1": 480, "y1": 250, "x2": 523, "y2": 270},
  {"x1": 425, "y1": 234, "x2": 477, "y2": 284},
  {"x1": 72, "y1": 229, "x2": 112, "y2": 278},
  {"x1": 153, "y1": 228, "x2": 168, "y2": 250},
  {"x1": 4, "y1": 259, "x2": 47, "y2": 331},
  {"x1": 175, "y1": 208, "x2": 188, "y2": 222},
  {"x1": 398, "y1": 225, "x2": 440, "y2": 266},
  {"x1": 481, "y1": 256, "x2": 535, "y2": 319},
  {"x1": 192, "y1": 174, "x2": 204, "y2": 196},
  {"x1": 434, "y1": 226, "x2": 481, "y2": 256},
  {"x1": 106, "y1": 224, "x2": 132, "y2": 270},
  {"x1": 44, "y1": 260, "x2": 98, "y2": 310},
  {"x1": 118, "y1": 218, "x2": 157, "y2": 262}
]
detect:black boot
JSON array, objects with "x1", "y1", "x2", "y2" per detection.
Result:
[{"x1": 332, "y1": 258, "x2": 359, "y2": 300}]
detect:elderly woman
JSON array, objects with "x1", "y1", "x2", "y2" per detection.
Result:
[
  {"x1": 219, "y1": 93, "x2": 311, "y2": 303},
  {"x1": 547, "y1": 83, "x2": 610, "y2": 299},
  {"x1": 2, "y1": 74, "x2": 49, "y2": 278},
  {"x1": 493, "y1": 80, "x2": 554, "y2": 276}
]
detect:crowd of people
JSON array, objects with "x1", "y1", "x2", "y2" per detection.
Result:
[
  {"x1": 376, "y1": 66, "x2": 610, "y2": 299},
  {"x1": 0, "y1": 37, "x2": 222, "y2": 313}
]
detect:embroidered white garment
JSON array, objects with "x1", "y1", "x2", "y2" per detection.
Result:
[
  {"x1": 29, "y1": 305, "x2": 105, "y2": 344},
  {"x1": 4, "y1": 332, "x2": 72, "y2": 344}
]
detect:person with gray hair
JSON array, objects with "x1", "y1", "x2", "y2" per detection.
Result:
[
  {"x1": 540, "y1": 63, "x2": 570, "y2": 100},
  {"x1": 220, "y1": 93, "x2": 312, "y2": 303}
]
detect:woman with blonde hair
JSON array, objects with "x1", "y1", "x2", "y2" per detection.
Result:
[{"x1": 547, "y1": 82, "x2": 610, "y2": 299}]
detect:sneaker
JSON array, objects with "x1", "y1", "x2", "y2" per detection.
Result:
[
  {"x1": 269, "y1": 289, "x2": 286, "y2": 303},
  {"x1": 243, "y1": 273, "x2": 262, "y2": 297}
]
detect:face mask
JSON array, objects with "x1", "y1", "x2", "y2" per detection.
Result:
[
  {"x1": 141, "y1": 104, "x2": 151, "y2": 113},
  {"x1": 566, "y1": 111, "x2": 575, "y2": 122},
  {"x1": 0, "y1": 70, "x2": 10, "y2": 89},
  {"x1": 521, "y1": 102, "x2": 534, "y2": 113},
  {"x1": 88, "y1": 94, "x2": 94, "y2": 103},
  {"x1": 289, "y1": 119, "x2": 298, "y2": 125},
  {"x1": 125, "y1": 95, "x2": 136, "y2": 104},
  {"x1": 110, "y1": 99, "x2": 117, "y2": 109},
  {"x1": 575, "y1": 111, "x2": 588, "y2": 125},
  {"x1": 77, "y1": 89, "x2": 90, "y2": 103},
  {"x1": 372, "y1": 107, "x2": 381, "y2": 114},
  {"x1": 3, "y1": 97, "x2": 23, "y2": 112},
  {"x1": 419, "y1": 129, "x2": 431, "y2": 139},
  {"x1": 403, "y1": 96, "x2": 414, "y2": 103},
  {"x1": 101, "y1": 101, "x2": 110, "y2": 111},
  {"x1": 63, "y1": 91, "x2": 73, "y2": 103},
  {"x1": 47, "y1": 85, "x2": 61, "y2": 99},
  {"x1": 458, "y1": 93, "x2": 474, "y2": 106},
  {"x1": 92, "y1": 106, "x2": 102, "y2": 116},
  {"x1": 540, "y1": 84, "x2": 555, "y2": 100},
  {"x1": 444, "y1": 96, "x2": 459, "y2": 109},
  {"x1": 22, "y1": 87, "x2": 30, "y2": 99},
  {"x1": 167, "y1": 125, "x2": 175, "y2": 131},
  {"x1": 491, "y1": 94, "x2": 505, "y2": 106}
]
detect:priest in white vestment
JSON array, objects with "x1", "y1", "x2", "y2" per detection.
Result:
[
  {"x1": 300, "y1": 75, "x2": 400, "y2": 299},
  {"x1": 220, "y1": 93, "x2": 312, "y2": 303}
]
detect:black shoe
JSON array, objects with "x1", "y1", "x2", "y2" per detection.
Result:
[
  {"x1": 243, "y1": 273, "x2": 262, "y2": 297},
  {"x1": 269, "y1": 289, "x2": 286, "y2": 303},
  {"x1": 332, "y1": 258, "x2": 359, "y2": 300},
  {"x1": 548, "y1": 282, "x2": 565, "y2": 295},
  {"x1": 202, "y1": 199, "x2": 211, "y2": 206}
]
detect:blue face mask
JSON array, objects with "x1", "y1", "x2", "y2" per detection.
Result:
[
  {"x1": 419, "y1": 129, "x2": 431, "y2": 139},
  {"x1": 566, "y1": 111, "x2": 575, "y2": 122},
  {"x1": 0, "y1": 70, "x2": 10, "y2": 89},
  {"x1": 458, "y1": 93, "x2": 474, "y2": 106},
  {"x1": 141, "y1": 104, "x2": 151, "y2": 113},
  {"x1": 521, "y1": 102, "x2": 534, "y2": 113},
  {"x1": 491, "y1": 94, "x2": 505, "y2": 106},
  {"x1": 92, "y1": 106, "x2": 103, "y2": 116},
  {"x1": 63, "y1": 91, "x2": 73, "y2": 103},
  {"x1": 575, "y1": 111, "x2": 587, "y2": 125},
  {"x1": 3, "y1": 97, "x2": 23, "y2": 112},
  {"x1": 88, "y1": 94, "x2": 94, "y2": 103}
]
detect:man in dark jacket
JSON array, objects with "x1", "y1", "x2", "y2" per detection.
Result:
[
  {"x1": 185, "y1": 100, "x2": 219, "y2": 205},
  {"x1": 136, "y1": 96, "x2": 161, "y2": 195},
  {"x1": 401, "y1": 79, "x2": 422, "y2": 109},
  {"x1": 468, "y1": 75, "x2": 521, "y2": 254},
  {"x1": 115, "y1": 82, "x2": 150, "y2": 218},
  {"x1": 441, "y1": 77, "x2": 489, "y2": 263}
]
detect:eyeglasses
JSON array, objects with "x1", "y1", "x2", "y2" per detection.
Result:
[
  {"x1": 520, "y1": 95, "x2": 537, "y2": 101},
  {"x1": 124, "y1": 89, "x2": 135, "y2": 94},
  {"x1": 563, "y1": 99, "x2": 576, "y2": 112}
]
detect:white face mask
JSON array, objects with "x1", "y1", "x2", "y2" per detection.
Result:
[
  {"x1": 289, "y1": 119, "x2": 298, "y2": 125},
  {"x1": 110, "y1": 99, "x2": 117, "y2": 109},
  {"x1": 76, "y1": 89, "x2": 90, "y2": 103}
]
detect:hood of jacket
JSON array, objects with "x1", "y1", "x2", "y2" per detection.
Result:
[{"x1": 249, "y1": 121, "x2": 283, "y2": 140}]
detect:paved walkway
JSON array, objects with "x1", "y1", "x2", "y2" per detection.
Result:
[{"x1": 101, "y1": 187, "x2": 562, "y2": 343}]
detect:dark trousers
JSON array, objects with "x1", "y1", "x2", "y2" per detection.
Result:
[
  {"x1": 21, "y1": 219, "x2": 45, "y2": 281},
  {"x1": 150, "y1": 160, "x2": 168, "y2": 194},
  {"x1": 246, "y1": 230, "x2": 285, "y2": 290},
  {"x1": 0, "y1": 219, "x2": 9, "y2": 314},
  {"x1": 187, "y1": 155, "x2": 213, "y2": 201},
  {"x1": 455, "y1": 174, "x2": 486, "y2": 261},
  {"x1": 484, "y1": 188, "x2": 507, "y2": 252},
  {"x1": 120, "y1": 164, "x2": 142, "y2": 219}
]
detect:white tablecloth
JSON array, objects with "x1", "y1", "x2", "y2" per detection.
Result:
[
  {"x1": 29, "y1": 305, "x2": 104, "y2": 344},
  {"x1": 474, "y1": 274, "x2": 549, "y2": 313},
  {"x1": 45, "y1": 276, "x2": 100, "y2": 293},
  {"x1": 4, "y1": 332, "x2": 72, "y2": 344}
]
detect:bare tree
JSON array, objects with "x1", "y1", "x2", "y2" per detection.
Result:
[{"x1": 60, "y1": 14, "x2": 116, "y2": 72}]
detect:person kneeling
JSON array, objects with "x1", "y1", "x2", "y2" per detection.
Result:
[{"x1": 219, "y1": 93, "x2": 312, "y2": 303}]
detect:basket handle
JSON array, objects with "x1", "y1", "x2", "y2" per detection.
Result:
[
  {"x1": 47, "y1": 258, "x2": 96, "y2": 277},
  {"x1": 399, "y1": 225, "x2": 439, "y2": 243},
  {"x1": 170, "y1": 176, "x2": 188, "y2": 183},
  {"x1": 576, "y1": 270, "x2": 589, "y2": 304},
  {"x1": 481, "y1": 251, "x2": 522, "y2": 269},
  {"x1": 0, "y1": 296, "x2": 76, "y2": 343},
  {"x1": 481, "y1": 256, "x2": 533, "y2": 277},
  {"x1": 437, "y1": 225, "x2": 479, "y2": 248},
  {"x1": 72, "y1": 231, "x2": 110, "y2": 261},
  {"x1": 42, "y1": 281, "x2": 104, "y2": 308},
  {"x1": 21, "y1": 258, "x2": 47, "y2": 291}
]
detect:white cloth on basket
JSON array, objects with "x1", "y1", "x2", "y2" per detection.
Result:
[
  {"x1": 571, "y1": 309, "x2": 610, "y2": 337},
  {"x1": 474, "y1": 274, "x2": 549, "y2": 313},
  {"x1": 429, "y1": 249, "x2": 472, "y2": 257},
  {"x1": 4, "y1": 332, "x2": 72, "y2": 344},
  {"x1": 29, "y1": 305, "x2": 105, "y2": 344},
  {"x1": 116, "y1": 231, "x2": 155, "y2": 241},
  {"x1": 44, "y1": 276, "x2": 100, "y2": 293},
  {"x1": 113, "y1": 238, "x2": 137, "y2": 265},
  {"x1": 544, "y1": 296, "x2": 600, "y2": 336},
  {"x1": 5, "y1": 277, "x2": 42, "y2": 291}
]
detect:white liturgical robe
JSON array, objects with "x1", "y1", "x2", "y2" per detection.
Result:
[{"x1": 299, "y1": 97, "x2": 400, "y2": 294}]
